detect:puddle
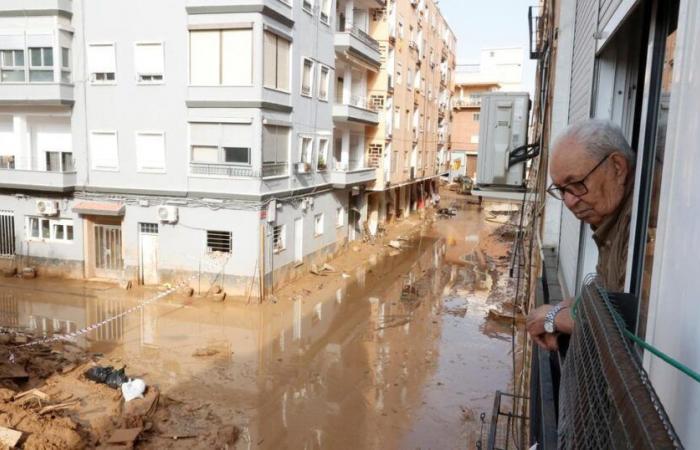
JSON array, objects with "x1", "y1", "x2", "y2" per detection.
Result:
[{"x1": 0, "y1": 196, "x2": 516, "y2": 449}]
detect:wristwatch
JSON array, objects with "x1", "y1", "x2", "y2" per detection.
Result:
[{"x1": 544, "y1": 303, "x2": 566, "y2": 333}]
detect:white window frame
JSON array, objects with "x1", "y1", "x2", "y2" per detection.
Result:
[
  {"x1": 336, "y1": 207, "x2": 344, "y2": 228},
  {"x1": 134, "y1": 41, "x2": 164, "y2": 84},
  {"x1": 28, "y1": 47, "x2": 54, "y2": 83},
  {"x1": 320, "y1": 0, "x2": 331, "y2": 24},
  {"x1": 299, "y1": 135, "x2": 314, "y2": 165},
  {"x1": 89, "y1": 130, "x2": 119, "y2": 171},
  {"x1": 189, "y1": 29, "x2": 253, "y2": 87},
  {"x1": 60, "y1": 47, "x2": 70, "y2": 83},
  {"x1": 135, "y1": 131, "x2": 166, "y2": 173},
  {"x1": 314, "y1": 213, "x2": 324, "y2": 237},
  {"x1": 318, "y1": 64, "x2": 330, "y2": 101},
  {"x1": 273, "y1": 224, "x2": 286, "y2": 253},
  {"x1": 26, "y1": 217, "x2": 74, "y2": 243},
  {"x1": 87, "y1": 42, "x2": 116, "y2": 85},
  {"x1": 317, "y1": 136, "x2": 329, "y2": 171},
  {"x1": 301, "y1": 57, "x2": 314, "y2": 97},
  {"x1": 303, "y1": 0, "x2": 314, "y2": 15},
  {"x1": 0, "y1": 49, "x2": 26, "y2": 83},
  {"x1": 263, "y1": 31, "x2": 291, "y2": 93}
]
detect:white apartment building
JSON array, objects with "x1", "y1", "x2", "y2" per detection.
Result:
[{"x1": 0, "y1": 0, "x2": 409, "y2": 298}]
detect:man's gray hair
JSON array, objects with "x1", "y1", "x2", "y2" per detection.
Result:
[{"x1": 554, "y1": 119, "x2": 636, "y2": 164}]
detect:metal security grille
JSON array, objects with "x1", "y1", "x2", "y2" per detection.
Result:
[
  {"x1": 0, "y1": 211, "x2": 15, "y2": 257},
  {"x1": 558, "y1": 275, "x2": 683, "y2": 449},
  {"x1": 207, "y1": 230, "x2": 231, "y2": 253},
  {"x1": 272, "y1": 225, "x2": 285, "y2": 252},
  {"x1": 140, "y1": 223, "x2": 158, "y2": 234},
  {"x1": 94, "y1": 224, "x2": 123, "y2": 271}
]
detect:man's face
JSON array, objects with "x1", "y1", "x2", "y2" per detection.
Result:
[{"x1": 549, "y1": 138, "x2": 630, "y2": 226}]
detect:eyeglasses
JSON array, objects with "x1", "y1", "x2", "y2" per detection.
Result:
[{"x1": 546, "y1": 154, "x2": 612, "y2": 200}]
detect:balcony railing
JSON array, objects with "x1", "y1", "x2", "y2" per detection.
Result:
[
  {"x1": 529, "y1": 5, "x2": 543, "y2": 60},
  {"x1": 336, "y1": 22, "x2": 381, "y2": 53},
  {"x1": 453, "y1": 97, "x2": 481, "y2": 108},
  {"x1": 189, "y1": 162, "x2": 288, "y2": 178}
]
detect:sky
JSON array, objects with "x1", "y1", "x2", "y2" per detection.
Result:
[{"x1": 436, "y1": 0, "x2": 537, "y2": 94}]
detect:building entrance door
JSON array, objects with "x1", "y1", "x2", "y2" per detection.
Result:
[{"x1": 138, "y1": 223, "x2": 159, "y2": 285}]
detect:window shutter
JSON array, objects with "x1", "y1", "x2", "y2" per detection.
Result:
[
  {"x1": 222, "y1": 30, "x2": 252, "y2": 85},
  {"x1": 221, "y1": 123, "x2": 252, "y2": 149},
  {"x1": 190, "y1": 123, "x2": 221, "y2": 147},
  {"x1": 263, "y1": 32, "x2": 277, "y2": 88},
  {"x1": 189, "y1": 31, "x2": 220, "y2": 85},
  {"x1": 87, "y1": 44, "x2": 115, "y2": 74},
  {"x1": 136, "y1": 132, "x2": 165, "y2": 171},
  {"x1": 276, "y1": 38, "x2": 290, "y2": 91},
  {"x1": 90, "y1": 132, "x2": 119, "y2": 169},
  {"x1": 135, "y1": 43, "x2": 163, "y2": 76}
]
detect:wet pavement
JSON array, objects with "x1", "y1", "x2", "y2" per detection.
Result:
[{"x1": 0, "y1": 195, "x2": 517, "y2": 449}]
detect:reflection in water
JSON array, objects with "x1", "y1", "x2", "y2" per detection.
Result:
[{"x1": 0, "y1": 204, "x2": 514, "y2": 449}]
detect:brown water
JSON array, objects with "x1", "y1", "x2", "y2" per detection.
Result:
[{"x1": 0, "y1": 199, "x2": 516, "y2": 449}]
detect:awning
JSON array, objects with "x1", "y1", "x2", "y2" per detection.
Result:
[{"x1": 72, "y1": 201, "x2": 125, "y2": 216}]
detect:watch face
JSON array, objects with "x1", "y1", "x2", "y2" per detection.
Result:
[{"x1": 544, "y1": 321, "x2": 554, "y2": 334}]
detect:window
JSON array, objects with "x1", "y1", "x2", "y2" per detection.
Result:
[
  {"x1": 27, "y1": 217, "x2": 73, "y2": 242},
  {"x1": 318, "y1": 65, "x2": 330, "y2": 100},
  {"x1": 0, "y1": 50, "x2": 25, "y2": 82},
  {"x1": 135, "y1": 132, "x2": 166, "y2": 172},
  {"x1": 303, "y1": 0, "x2": 314, "y2": 14},
  {"x1": 190, "y1": 29, "x2": 252, "y2": 86},
  {"x1": 189, "y1": 123, "x2": 252, "y2": 166},
  {"x1": 399, "y1": 20, "x2": 404, "y2": 39},
  {"x1": 314, "y1": 213, "x2": 324, "y2": 236},
  {"x1": 206, "y1": 230, "x2": 232, "y2": 253},
  {"x1": 263, "y1": 32, "x2": 290, "y2": 91},
  {"x1": 135, "y1": 42, "x2": 164, "y2": 83},
  {"x1": 407, "y1": 69, "x2": 412, "y2": 90},
  {"x1": 320, "y1": 0, "x2": 331, "y2": 23},
  {"x1": 223, "y1": 147, "x2": 250, "y2": 164},
  {"x1": 317, "y1": 137, "x2": 329, "y2": 170},
  {"x1": 301, "y1": 58, "x2": 313, "y2": 97},
  {"x1": 299, "y1": 136, "x2": 313, "y2": 165},
  {"x1": 262, "y1": 125, "x2": 290, "y2": 174},
  {"x1": 29, "y1": 47, "x2": 53, "y2": 82},
  {"x1": 473, "y1": 113, "x2": 480, "y2": 121},
  {"x1": 87, "y1": 43, "x2": 116, "y2": 83},
  {"x1": 61, "y1": 47, "x2": 70, "y2": 83},
  {"x1": 336, "y1": 207, "x2": 344, "y2": 227},
  {"x1": 396, "y1": 63, "x2": 402, "y2": 85},
  {"x1": 89, "y1": 131, "x2": 119, "y2": 170},
  {"x1": 273, "y1": 224, "x2": 286, "y2": 252},
  {"x1": 45, "y1": 151, "x2": 74, "y2": 172},
  {"x1": 395, "y1": 106, "x2": 401, "y2": 129}
]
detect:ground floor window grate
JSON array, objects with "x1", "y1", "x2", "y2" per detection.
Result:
[
  {"x1": 0, "y1": 211, "x2": 15, "y2": 257},
  {"x1": 207, "y1": 230, "x2": 232, "y2": 254},
  {"x1": 140, "y1": 223, "x2": 159, "y2": 234},
  {"x1": 273, "y1": 225, "x2": 285, "y2": 252}
]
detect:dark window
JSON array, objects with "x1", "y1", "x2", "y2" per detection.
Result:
[{"x1": 223, "y1": 147, "x2": 250, "y2": 164}]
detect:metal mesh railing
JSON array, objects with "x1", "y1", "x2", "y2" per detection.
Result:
[{"x1": 558, "y1": 275, "x2": 683, "y2": 449}]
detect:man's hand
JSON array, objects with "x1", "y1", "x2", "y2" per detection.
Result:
[
  {"x1": 531, "y1": 332, "x2": 560, "y2": 351},
  {"x1": 526, "y1": 304, "x2": 552, "y2": 337}
]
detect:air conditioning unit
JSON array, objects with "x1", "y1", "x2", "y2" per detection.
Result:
[
  {"x1": 476, "y1": 92, "x2": 530, "y2": 188},
  {"x1": 157, "y1": 205, "x2": 178, "y2": 223},
  {"x1": 36, "y1": 200, "x2": 58, "y2": 216}
]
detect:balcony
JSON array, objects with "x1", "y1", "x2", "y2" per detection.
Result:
[
  {"x1": 0, "y1": 83, "x2": 74, "y2": 106},
  {"x1": 333, "y1": 96, "x2": 379, "y2": 125},
  {"x1": 0, "y1": 168, "x2": 77, "y2": 192},
  {"x1": 453, "y1": 97, "x2": 481, "y2": 108},
  {"x1": 0, "y1": 0, "x2": 72, "y2": 16},
  {"x1": 329, "y1": 165, "x2": 376, "y2": 188},
  {"x1": 335, "y1": 26, "x2": 382, "y2": 68},
  {"x1": 189, "y1": 162, "x2": 288, "y2": 179}
]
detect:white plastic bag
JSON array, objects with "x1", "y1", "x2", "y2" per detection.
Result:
[{"x1": 121, "y1": 378, "x2": 146, "y2": 402}]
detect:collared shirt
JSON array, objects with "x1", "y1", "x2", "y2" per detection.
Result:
[{"x1": 592, "y1": 185, "x2": 634, "y2": 292}]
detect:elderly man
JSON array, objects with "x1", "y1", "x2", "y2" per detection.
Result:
[{"x1": 526, "y1": 119, "x2": 635, "y2": 350}]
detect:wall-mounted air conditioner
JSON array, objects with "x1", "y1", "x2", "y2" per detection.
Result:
[
  {"x1": 36, "y1": 200, "x2": 59, "y2": 216},
  {"x1": 157, "y1": 205, "x2": 178, "y2": 223},
  {"x1": 475, "y1": 92, "x2": 530, "y2": 188}
]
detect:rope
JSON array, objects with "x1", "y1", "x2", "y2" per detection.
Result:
[{"x1": 570, "y1": 295, "x2": 700, "y2": 384}]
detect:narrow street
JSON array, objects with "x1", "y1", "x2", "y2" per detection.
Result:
[{"x1": 0, "y1": 192, "x2": 519, "y2": 449}]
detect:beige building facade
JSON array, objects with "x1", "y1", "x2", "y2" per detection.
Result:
[{"x1": 361, "y1": 0, "x2": 456, "y2": 232}]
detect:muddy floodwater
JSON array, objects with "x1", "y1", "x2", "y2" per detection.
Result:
[{"x1": 0, "y1": 196, "x2": 517, "y2": 449}]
